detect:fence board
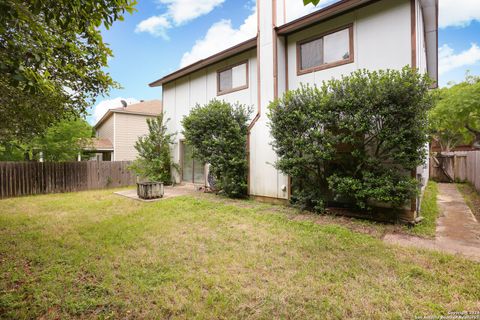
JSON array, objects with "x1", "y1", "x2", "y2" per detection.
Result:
[
  {"x1": 430, "y1": 151, "x2": 480, "y2": 193},
  {"x1": 0, "y1": 161, "x2": 135, "y2": 199}
]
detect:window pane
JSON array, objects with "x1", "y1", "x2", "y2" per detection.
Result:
[
  {"x1": 323, "y1": 28, "x2": 350, "y2": 64},
  {"x1": 232, "y1": 63, "x2": 247, "y2": 88},
  {"x1": 219, "y1": 69, "x2": 232, "y2": 92},
  {"x1": 300, "y1": 38, "x2": 323, "y2": 70},
  {"x1": 182, "y1": 143, "x2": 193, "y2": 182}
]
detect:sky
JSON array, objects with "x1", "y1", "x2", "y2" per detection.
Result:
[{"x1": 87, "y1": 0, "x2": 480, "y2": 124}]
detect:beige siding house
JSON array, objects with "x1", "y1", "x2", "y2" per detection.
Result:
[{"x1": 93, "y1": 100, "x2": 162, "y2": 161}]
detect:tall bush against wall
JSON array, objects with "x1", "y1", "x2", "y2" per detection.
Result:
[
  {"x1": 182, "y1": 100, "x2": 251, "y2": 198},
  {"x1": 268, "y1": 67, "x2": 434, "y2": 212}
]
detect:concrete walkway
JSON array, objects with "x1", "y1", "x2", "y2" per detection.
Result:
[
  {"x1": 114, "y1": 184, "x2": 200, "y2": 202},
  {"x1": 384, "y1": 183, "x2": 480, "y2": 262}
]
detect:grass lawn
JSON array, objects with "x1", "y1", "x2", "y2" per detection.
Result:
[
  {"x1": 457, "y1": 183, "x2": 480, "y2": 220},
  {"x1": 405, "y1": 181, "x2": 439, "y2": 238},
  {"x1": 0, "y1": 189, "x2": 479, "y2": 319}
]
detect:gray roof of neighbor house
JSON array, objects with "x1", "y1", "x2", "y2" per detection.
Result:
[{"x1": 94, "y1": 99, "x2": 162, "y2": 129}]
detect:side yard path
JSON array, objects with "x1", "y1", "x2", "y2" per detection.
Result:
[{"x1": 384, "y1": 183, "x2": 480, "y2": 261}]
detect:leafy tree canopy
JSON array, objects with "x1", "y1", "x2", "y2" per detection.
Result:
[
  {"x1": 130, "y1": 114, "x2": 177, "y2": 184},
  {"x1": 182, "y1": 100, "x2": 251, "y2": 198},
  {"x1": 268, "y1": 67, "x2": 434, "y2": 212},
  {"x1": 33, "y1": 119, "x2": 93, "y2": 161},
  {"x1": 303, "y1": 0, "x2": 321, "y2": 5},
  {"x1": 428, "y1": 74, "x2": 480, "y2": 151},
  {"x1": 0, "y1": 118, "x2": 93, "y2": 161},
  {"x1": 0, "y1": 0, "x2": 136, "y2": 143}
]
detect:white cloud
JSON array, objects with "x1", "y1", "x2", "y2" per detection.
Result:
[
  {"x1": 180, "y1": 8, "x2": 257, "y2": 67},
  {"x1": 135, "y1": 15, "x2": 171, "y2": 39},
  {"x1": 179, "y1": 0, "x2": 337, "y2": 67},
  {"x1": 439, "y1": 43, "x2": 480, "y2": 75},
  {"x1": 91, "y1": 97, "x2": 140, "y2": 125},
  {"x1": 439, "y1": 0, "x2": 480, "y2": 28},
  {"x1": 161, "y1": 0, "x2": 225, "y2": 25},
  {"x1": 135, "y1": 0, "x2": 224, "y2": 38}
]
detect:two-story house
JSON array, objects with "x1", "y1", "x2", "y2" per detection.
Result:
[
  {"x1": 93, "y1": 100, "x2": 162, "y2": 161},
  {"x1": 149, "y1": 0, "x2": 438, "y2": 221}
]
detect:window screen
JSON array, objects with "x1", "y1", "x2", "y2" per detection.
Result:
[
  {"x1": 219, "y1": 68, "x2": 233, "y2": 92},
  {"x1": 218, "y1": 62, "x2": 247, "y2": 94},
  {"x1": 300, "y1": 38, "x2": 323, "y2": 70},
  {"x1": 232, "y1": 63, "x2": 247, "y2": 88},
  {"x1": 323, "y1": 28, "x2": 350, "y2": 64},
  {"x1": 299, "y1": 26, "x2": 352, "y2": 72}
]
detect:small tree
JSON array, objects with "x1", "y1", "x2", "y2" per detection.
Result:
[
  {"x1": 429, "y1": 74, "x2": 480, "y2": 151},
  {"x1": 182, "y1": 100, "x2": 251, "y2": 198},
  {"x1": 268, "y1": 67, "x2": 434, "y2": 212},
  {"x1": 34, "y1": 119, "x2": 93, "y2": 161},
  {"x1": 130, "y1": 114, "x2": 176, "y2": 184},
  {"x1": 0, "y1": 118, "x2": 93, "y2": 161}
]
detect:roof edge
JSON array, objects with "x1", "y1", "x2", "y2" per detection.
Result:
[
  {"x1": 149, "y1": 36, "x2": 257, "y2": 87},
  {"x1": 93, "y1": 109, "x2": 160, "y2": 129},
  {"x1": 276, "y1": 0, "x2": 379, "y2": 35}
]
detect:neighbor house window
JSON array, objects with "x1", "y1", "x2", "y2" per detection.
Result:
[
  {"x1": 217, "y1": 61, "x2": 248, "y2": 95},
  {"x1": 297, "y1": 24, "x2": 353, "y2": 75}
]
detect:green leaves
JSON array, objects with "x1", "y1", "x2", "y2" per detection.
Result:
[
  {"x1": 33, "y1": 119, "x2": 93, "y2": 161},
  {"x1": 0, "y1": 0, "x2": 136, "y2": 143},
  {"x1": 268, "y1": 67, "x2": 434, "y2": 213},
  {"x1": 0, "y1": 118, "x2": 93, "y2": 161},
  {"x1": 182, "y1": 100, "x2": 252, "y2": 198},
  {"x1": 303, "y1": 0, "x2": 321, "y2": 6},
  {"x1": 130, "y1": 114, "x2": 176, "y2": 184},
  {"x1": 428, "y1": 74, "x2": 480, "y2": 151}
]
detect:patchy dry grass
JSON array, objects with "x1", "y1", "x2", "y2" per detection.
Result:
[
  {"x1": 457, "y1": 183, "x2": 480, "y2": 220},
  {"x1": 0, "y1": 189, "x2": 479, "y2": 319}
]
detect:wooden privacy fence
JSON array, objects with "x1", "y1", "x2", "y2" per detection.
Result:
[
  {"x1": 0, "y1": 161, "x2": 135, "y2": 199},
  {"x1": 430, "y1": 151, "x2": 480, "y2": 192}
]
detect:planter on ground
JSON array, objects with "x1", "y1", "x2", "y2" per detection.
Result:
[{"x1": 137, "y1": 181, "x2": 164, "y2": 199}]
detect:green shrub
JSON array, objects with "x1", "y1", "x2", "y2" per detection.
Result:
[
  {"x1": 268, "y1": 67, "x2": 434, "y2": 212},
  {"x1": 130, "y1": 113, "x2": 176, "y2": 184},
  {"x1": 182, "y1": 100, "x2": 251, "y2": 198}
]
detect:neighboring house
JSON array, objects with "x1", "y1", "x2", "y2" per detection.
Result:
[
  {"x1": 82, "y1": 138, "x2": 115, "y2": 161},
  {"x1": 92, "y1": 100, "x2": 162, "y2": 161},
  {"x1": 149, "y1": 0, "x2": 438, "y2": 221}
]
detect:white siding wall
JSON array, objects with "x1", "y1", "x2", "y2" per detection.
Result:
[
  {"x1": 287, "y1": 0, "x2": 412, "y2": 90},
  {"x1": 163, "y1": 50, "x2": 257, "y2": 183},
  {"x1": 416, "y1": 0, "x2": 428, "y2": 74},
  {"x1": 249, "y1": 0, "x2": 289, "y2": 199},
  {"x1": 416, "y1": 0, "x2": 430, "y2": 197},
  {"x1": 250, "y1": 0, "x2": 413, "y2": 199},
  {"x1": 113, "y1": 113, "x2": 155, "y2": 161},
  {"x1": 162, "y1": 0, "x2": 418, "y2": 197}
]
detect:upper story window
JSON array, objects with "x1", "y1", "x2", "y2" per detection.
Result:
[
  {"x1": 297, "y1": 24, "x2": 353, "y2": 75},
  {"x1": 217, "y1": 61, "x2": 248, "y2": 95}
]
